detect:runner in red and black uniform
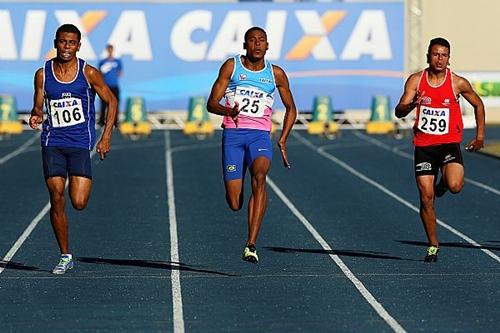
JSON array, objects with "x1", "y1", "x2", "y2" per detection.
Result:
[{"x1": 395, "y1": 37, "x2": 485, "y2": 262}]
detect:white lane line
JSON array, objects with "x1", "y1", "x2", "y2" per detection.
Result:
[
  {"x1": 164, "y1": 131, "x2": 185, "y2": 333},
  {"x1": 0, "y1": 150, "x2": 97, "y2": 275},
  {"x1": 0, "y1": 133, "x2": 39, "y2": 165},
  {"x1": 0, "y1": 203, "x2": 51, "y2": 275},
  {"x1": 294, "y1": 132, "x2": 500, "y2": 263},
  {"x1": 267, "y1": 177, "x2": 407, "y2": 333},
  {"x1": 353, "y1": 131, "x2": 500, "y2": 196},
  {"x1": 463, "y1": 178, "x2": 500, "y2": 196}
]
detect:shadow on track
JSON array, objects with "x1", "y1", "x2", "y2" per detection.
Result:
[
  {"x1": 396, "y1": 240, "x2": 500, "y2": 251},
  {"x1": 265, "y1": 246, "x2": 419, "y2": 261},
  {"x1": 77, "y1": 257, "x2": 238, "y2": 276},
  {"x1": 0, "y1": 260, "x2": 49, "y2": 272}
]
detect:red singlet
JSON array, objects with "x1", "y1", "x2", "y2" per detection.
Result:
[{"x1": 413, "y1": 68, "x2": 463, "y2": 147}]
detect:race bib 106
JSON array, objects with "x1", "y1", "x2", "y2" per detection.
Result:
[
  {"x1": 233, "y1": 86, "x2": 267, "y2": 118},
  {"x1": 417, "y1": 106, "x2": 449, "y2": 135},
  {"x1": 49, "y1": 97, "x2": 85, "y2": 128}
]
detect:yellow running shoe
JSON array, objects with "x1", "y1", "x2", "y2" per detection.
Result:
[
  {"x1": 242, "y1": 245, "x2": 259, "y2": 263},
  {"x1": 424, "y1": 246, "x2": 439, "y2": 262}
]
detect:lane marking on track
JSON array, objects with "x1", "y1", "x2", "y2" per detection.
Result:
[
  {"x1": 2, "y1": 272, "x2": 500, "y2": 280},
  {"x1": 163, "y1": 138, "x2": 410, "y2": 331},
  {"x1": 267, "y1": 177, "x2": 407, "y2": 333},
  {"x1": 0, "y1": 137, "x2": 214, "y2": 280},
  {"x1": 294, "y1": 132, "x2": 500, "y2": 263},
  {"x1": 0, "y1": 203, "x2": 51, "y2": 275},
  {"x1": 164, "y1": 131, "x2": 185, "y2": 333},
  {"x1": 0, "y1": 150, "x2": 97, "y2": 275},
  {"x1": 353, "y1": 131, "x2": 500, "y2": 196},
  {"x1": 0, "y1": 133, "x2": 39, "y2": 165}
]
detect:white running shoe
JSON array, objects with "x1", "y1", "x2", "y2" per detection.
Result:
[{"x1": 52, "y1": 254, "x2": 74, "y2": 275}]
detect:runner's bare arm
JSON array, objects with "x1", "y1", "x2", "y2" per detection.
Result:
[
  {"x1": 85, "y1": 65, "x2": 117, "y2": 160},
  {"x1": 455, "y1": 75, "x2": 485, "y2": 151},
  {"x1": 206, "y1": 58, "x2": 239, "y2": 118},
  {"x1": 395, "y1": 72, "x2": 422, "y2": 118},
  {"x1": 273, "y1": 65, "x2": 297, "y2": 168},
  {"x1": 29, "y1": 68, "x2": 44, "y2": 129}
]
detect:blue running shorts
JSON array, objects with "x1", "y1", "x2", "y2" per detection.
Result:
[
  {"x1": 42, "y1": 146, "x2": 92, "y2": 179},
  {"x1": 222, "y1": 129, "x2": 272, "y2": 181}
]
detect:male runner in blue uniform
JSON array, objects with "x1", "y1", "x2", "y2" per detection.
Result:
[
  {"x1": 98, "y1": 44, "x2": 122, "y2": 127},
  {"x1": 29, "y1": 24, "x2": 117, "y2": 274},
  {"x1": 207, "y1": 27, "x2": 297, "y2": 263}
]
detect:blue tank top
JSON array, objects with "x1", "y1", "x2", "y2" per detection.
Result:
[
  {"x1": 41, "y1": 58, "x2": 96, "y2": 150},
  {"x1": 223, "y1": 55, "x2": 276, "y2": 130}
]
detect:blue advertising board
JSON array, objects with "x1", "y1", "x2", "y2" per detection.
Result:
[{"x1": 0, "y1": 2, "x2": 404, "y2": 111}]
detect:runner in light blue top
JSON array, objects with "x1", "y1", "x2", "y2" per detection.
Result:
[{"x1": 207, "y1": 27, "x2": 297, "y2": 264}]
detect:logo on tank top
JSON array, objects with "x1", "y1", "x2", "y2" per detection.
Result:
[
  {"x1": 422, "y1": 108, "x2": 446, "y2": 117},
  {"x1": 239, "y1": 74, "x2": 247, "y2": 81},
  {"x1": 62, "y1": 92, "x2": 72, "y2": 98},
  {"x1": 238, "y1": 88, "x2": 264, "y2": 99},
  {"x1": 421, "y1": 96, "x2": 432, "y2": 105},
  {"x1": 259, "y1": 78, "x2": 272, "y2": 84},
  {"x1": 442, "y1": 98, "x2": 450, "y2": 106}
]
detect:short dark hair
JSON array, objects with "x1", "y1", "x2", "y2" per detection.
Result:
[
  {"x1": 244, "y1": 26, "x2": 267, "y2": 42},
  {"x1": 55, "y1": 24, "x2": 81, "y2": 41},
  {"x1": 427, "y1": 37, "x2": 450, "y2": 54}
]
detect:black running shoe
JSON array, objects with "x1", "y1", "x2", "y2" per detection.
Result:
[
  {"x1": 242, "y1": 245, "x2": 259, "y2": 263},
  {"x1": 424, "y1": 246, "x2": 439, "y2": 262}
]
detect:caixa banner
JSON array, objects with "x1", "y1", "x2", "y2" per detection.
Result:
[{"x1": 0, "y1": 2, "x2": 403, "y2": 112}]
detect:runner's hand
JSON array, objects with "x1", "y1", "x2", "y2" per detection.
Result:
[
  {"x1": 465, "y1": 137, "x2": 484, "y2": 152},
  {"x1": 96, "y1": 139, "x2": 111, "y2": 160},
  {"x1": 29, "y1": 114, "x2": 42, "y2": 129},
  {"x1": 278, "y1": 141, "x2": 291, "y2": 168},
  {"x1": 229, "y1": 102, "x2": 240, "y2": 127},
  {"x1": 410, "y1": 90, "x2": 426, "y2": 110}
]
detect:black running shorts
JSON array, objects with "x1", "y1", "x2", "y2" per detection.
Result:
[{"x1": 414, "y1": 143, "x2": 463, "y2": 176}]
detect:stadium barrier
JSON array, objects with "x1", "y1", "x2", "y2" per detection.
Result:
[
  {"x1": 307, "y1": 96, "x2": 339, "y2": 135},
  {"x1": 183, "y1": 96, "x2": 214, "y2": 135},
  {"x1": 0, "y1": 95, "x2": 23, "y2": 134},
  {"x1": 119, "y1": 96, "x2": 152, "y2": 137},
  {"x1": 366, "y1": 95, "x2": 395, "y2": 134}
]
